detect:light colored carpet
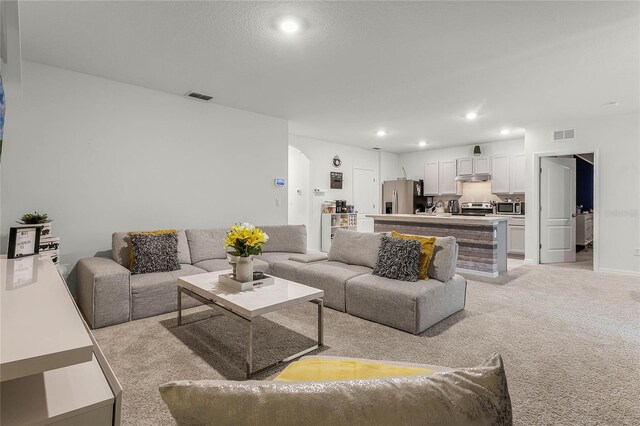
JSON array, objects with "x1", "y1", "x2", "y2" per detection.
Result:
[{"x1": 93, "y1": 264, "x2": 640, "y2": 425}]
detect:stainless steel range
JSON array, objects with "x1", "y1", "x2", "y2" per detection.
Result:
[{"x1": 455, "y1": 202, "x2": 493, "y2": 216}]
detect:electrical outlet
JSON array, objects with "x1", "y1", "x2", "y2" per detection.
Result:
[{"x1": 634, "y1": 248, "x2": 640, "y2": 256}]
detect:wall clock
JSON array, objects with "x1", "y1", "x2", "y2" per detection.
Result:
[{"x1": 333, "y1": 155, "x2": 342, "y2": 168}]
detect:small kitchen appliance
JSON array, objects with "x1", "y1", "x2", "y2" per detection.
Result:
[
  {"x1": 495, "y1": 202, "x2": 525, "y2": 215},
  {"x1": 448, "y1": 200, "x2": 460, "y2": 213}
]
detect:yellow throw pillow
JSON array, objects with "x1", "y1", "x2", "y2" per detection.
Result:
[
  {"x1": 273, "y1": 358, "x2": 432, "y2": 382},
  {"x1": 128, "y1": 229, "x2": 177, "y2": 269},
  {"x1": 391, "y1": 231, "x2": 436, "y2": 280}
]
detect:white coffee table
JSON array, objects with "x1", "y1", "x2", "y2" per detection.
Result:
[{"x1": 177, "y1": 270, "x2": 324, "y2": 379}]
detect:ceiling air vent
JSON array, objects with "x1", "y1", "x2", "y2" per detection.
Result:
[
  {"x1": 553, "y1": 129, "x2": 576, "y2": 141},
  {"x1": 184, "y1": 91, "x2": 213, "y2": 102}
]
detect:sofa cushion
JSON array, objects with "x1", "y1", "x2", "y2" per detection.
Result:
[
  {"x1": 345, "y1": 274, "x2": 467, "y2": 334},
  {"x1": 130, "y1": 264, "x2": 205, "y2": 320},
  {"x1": 255, "y1": 252, "x2": 293, "y2": 267},
  {"x1": 259, "y1": 225, "x2": 307, "y2": 254},
  {"x1": 270, "y1": 260, "x2": 309, "y2": 281},
  {"x1": 328, "y1": 229, "x2": 383, "y2": 269},
  {"x1": 296, "y1": 261, "x2": 371, "y2": 312},
  {"x1": 129, "y1": 231, "x2": 180, "y2": 275},
  {"x1": 372, "y1": 235, "x2": 421, "y2": 282},
  {"x1": 159, "y1": 354, "x2": 512, "y2": 426},
  {"x1": 428, "y1": 237, "x2": 458, "y2": 282},
  {"x1": 194, "y1": 258, "x2": 269, "y2": 274},
  {"x1": 113, "y1": 229, "x2": 191, "y2": 268},
  {"x1": 185, "y1": 229, "x2": 228, "y2": 263}
]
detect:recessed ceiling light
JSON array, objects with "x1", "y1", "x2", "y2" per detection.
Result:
[
  {"x1": 500, "y1": 129, "x2": 510, "y2": 135},
  {"x1": 376, "y1": 130, "x2": 387, "y2": 137},
  {"x1": 279, "y1": 18, "x2": 301, "y2": 34},
  {"x1": 465, "y1": 112, "x2": 478, "y2": 120},
  {"x1": 419, "y1": 141, "x2": 427, "y2": 147},
  {"x1": 603, "y1": 101, "x2": 620, "y2": 107}
]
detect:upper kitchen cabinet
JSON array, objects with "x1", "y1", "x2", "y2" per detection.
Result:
[
  {"x1": 473, "y1": 156, "x2": 491, "y2": 174},
  {"x1": 491, "y1": 154, "x2": 525, "y2": 194},
  {"x1": 456, "y1": 158, "x2": 473, "y2": 176},
  {"x1": 424, "y1": 160, "x2": 458, "y2": 195},
  {"x1": 510, "y1": 154, "x2": 526, "y2": 193},
  {"x1": 424, "y1": 162, "x2": 439, "y2": 195},
  {"x1": 440, "y1": 160, "x2": 458, "y2": 194},
  {"x1": 457, "y1": 156, "x2": 491, "y2": 176}
]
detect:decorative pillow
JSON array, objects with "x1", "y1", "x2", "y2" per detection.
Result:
[
  {"x1": 328, "y1": 228, "x2": 383, "y2": 268},
  {"x1": 128, "y1": 230, "x2": 180, "y2": 275},
  {"x1": 428, "y1": 236, "x2": 458, "y2": 282},
  {"x1": 391, "y1": 232, "x2": 436, "y2": 280},
  {"x1": 372, "y1": 235, "x2": 421, "y2": 282},
  {"x1": 159, "y1": 354, "x2": 512, "y2": 426}
]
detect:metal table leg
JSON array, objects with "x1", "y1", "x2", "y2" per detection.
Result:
[
  {"x1": 246, "y1": 319, "x2": 253, "y2": 379},
  {"x1": 177, "y1": 286, "x2": 182, "y2": 326}
]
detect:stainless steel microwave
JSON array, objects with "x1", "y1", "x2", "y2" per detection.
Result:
[{"x1": 496, "y1": 202, "x2": 525, "y2": 215}]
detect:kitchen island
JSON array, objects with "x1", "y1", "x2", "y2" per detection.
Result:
[{"x1": 368, "y1": 214, "x2": 508, "y2": 277}]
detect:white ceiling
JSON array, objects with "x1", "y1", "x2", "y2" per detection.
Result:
[{"x1": 19, "y1": 1, "x2": 640, "y2": 153}]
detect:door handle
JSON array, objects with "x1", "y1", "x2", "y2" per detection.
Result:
[{"x1": 571, "y1": 213, "x2": 576, "y2": 217}]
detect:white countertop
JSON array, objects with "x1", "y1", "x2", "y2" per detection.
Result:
[
  {"x1": 367, "y1": 214, "x2": 508, "y2": 225},
  {"x1": 1, "y1": 256, "x2": 94, "y2": 382}
]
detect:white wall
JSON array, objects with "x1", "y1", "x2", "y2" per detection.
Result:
[
  {"x1": 1, "y1": 61, "x2": 289, "y2": 292},
  {"x1": 288, "y1": 146, "x2": 310, "y2": 232},
  {"x1": 524, "y1": 112, "x2": 640, "y2": 275},
  {"x1": 289, "y1": 134, "x2": 398, "y2": 250}
]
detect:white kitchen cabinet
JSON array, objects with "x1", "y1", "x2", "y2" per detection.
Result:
[
  {"x1": 473, "y1": 156, "x2": 492, "y2": 174},
  {"x1": 424, "y1": 162, "x2": 439, "y2": 195},
  {"x1": 456, "y1": 158, "x2": 473, "y2": 176},
  {"x1": 440, "y1": 160, "x2": 458, "y2": 194},
  {"x1": 491, "y1": 155, "x2": 510, "y2": 194},
  {"x1": 491, "y1": 154, "x2": 525, "y2": 194},
  {"x1": 576, "y1": 213, "x2": 593, "y2": 246},
  {"x1": 507, "y1": 217, "x2": 525, "y2": 255},
  {"x1": 457, "y1": 156, "x2": 491, "y2": 176},
  {"x1": 424, "y1": 161, "x2": 457, "y2": 195},
  {"x1": 510, "y1": 154, "x2": 526, "y2": 193}
]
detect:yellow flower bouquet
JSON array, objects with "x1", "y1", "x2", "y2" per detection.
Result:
[{"x1": 223, "y1": 223, "x2": 269, "y2": 257}]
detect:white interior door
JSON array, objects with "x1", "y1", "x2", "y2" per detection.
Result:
[
  {"x1": 353, "y1": 168, "x2": 377, "y2": 214},
  {"x1": 540, "y1": 157, "x2": 576, "y2": 263}
]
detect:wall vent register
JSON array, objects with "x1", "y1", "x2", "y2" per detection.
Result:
[
  {"x1": 553, "y1": 129, "x2": 576, "y2": 141},
  {"x1": 184, "y1": 91, "x2": 214, "y2": 101}
]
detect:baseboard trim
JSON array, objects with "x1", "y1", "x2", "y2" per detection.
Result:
[
  {"x1": 455, "y1": 267, "x2": 499, "y2": 278},
  {"x1": 524, "y1": 258, "x2": 536, "y2": 265},
  {"x1": 597, "y1": 268, "x2": 640, "y2": 277}
]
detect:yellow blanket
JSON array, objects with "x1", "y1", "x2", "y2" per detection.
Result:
[{"x1": 274, "y1": 358, "x2": 432, "y2": 382}]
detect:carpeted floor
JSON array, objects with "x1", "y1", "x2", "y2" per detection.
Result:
[{"x1": 93, "y1": 264, "x2": 640, "y2": 425}]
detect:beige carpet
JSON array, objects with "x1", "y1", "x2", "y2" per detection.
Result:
[{"x1": 93, "y1": 264, "x2": 640, "y2": 425}]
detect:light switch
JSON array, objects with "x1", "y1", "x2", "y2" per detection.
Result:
[{"x1": 276, "y1": 198, "x2": 281, "y2": 207}]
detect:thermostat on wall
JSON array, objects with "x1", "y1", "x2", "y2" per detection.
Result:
[{"x1": 274, "y1": 178, "x2": 286, "y2": 187}]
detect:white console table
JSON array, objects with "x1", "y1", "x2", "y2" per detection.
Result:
[{"x1": 1, "y1": 256, "x2": 122, "y2": 425}]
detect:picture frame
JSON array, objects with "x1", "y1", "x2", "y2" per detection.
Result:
[{"x1": 7, "y1": 226, "x2": 43, "y2": 259}]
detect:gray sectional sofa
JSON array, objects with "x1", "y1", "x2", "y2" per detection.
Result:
[{"x1": 77, "y1": 225, "x2": 466, "y2": 334}]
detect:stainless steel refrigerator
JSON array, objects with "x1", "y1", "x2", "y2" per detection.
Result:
[{"x1": 382, "y1": 179, "x2": 416, "y2": 214}]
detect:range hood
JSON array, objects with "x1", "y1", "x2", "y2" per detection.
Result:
[{"x1": 455, "y1": 174, "x2": 492, "y2": 182}]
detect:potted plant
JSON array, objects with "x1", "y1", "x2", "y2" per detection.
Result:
[
  {"x1": 223, "y1": 223, "x2": 269, "y2": 282},
  {"x1": 17, "y1": 211, "x2": 53, "y2": 237}
]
